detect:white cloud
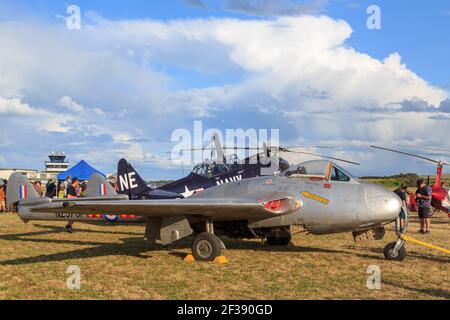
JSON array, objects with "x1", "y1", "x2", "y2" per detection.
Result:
[
  {"x1": 120, "y1": 143, "x2": 146, "y2": 162},
  {"x1": 90, "y1": 16, "x2": 447, "y2": 113},
  {"x1": 0, "y1": 96, "x2": 71, "y2": 133},
  {"x1": 0, "y1": 96, "x2": 43, "y2": 115},
  {"x1": 58, "y1": 96, "x2": 85, "y2": 113}
]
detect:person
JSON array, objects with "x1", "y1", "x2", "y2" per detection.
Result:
[
  {"x1": 3, "y1": 179, "x2": 8, "y2": 212},
  {"x1": 66, "y1": 177, "x2": 79, "y2": 199},
  {"x1": 65, "y1": 177, "x2": 80, "y2": 233},
  {"x1": 415, "y1": 179, "x2": 433, "y2": 234},
  {"x1": 45, "y1": 179, "x2": 57, "y2": 198},
  {"x1": 63, "y1": 175, "x2": 72, "y2": 197},
  {"x1": 80, "y1": 183, "x2": 87, "y2": 198},
  {"x1": 393, "y1": 184, "x2": 408, "y2": 230},
  {"x1": 0, "y1": 185, "x2": 6, "y2": 213},
  {"x1": 109, "y1": 176, "x2": 118, "y2": 192},
  {"x1": 57, "y1": 183, "x2": 65, "y2": 199},
  {"x1": 34, "y1": 181, "x2": 44, "y2": 197}
]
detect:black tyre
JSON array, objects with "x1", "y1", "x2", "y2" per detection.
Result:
[
  {"x1": 383, "y1": 242, "x2": 407, "y2": 261},
  {"x1": 65, "y1": 224, "x2": 73, "y2": 233},
  {"x1": 192, "y1": 232, "x2": 222, "y2": 261},
  {"x1": 267, "y1": 231, "x2": 292, "y2": 246}
]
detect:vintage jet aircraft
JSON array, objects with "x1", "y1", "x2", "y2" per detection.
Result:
[
  {"x1": 14, "y1": 151, "x2": 360, "y2": 235},
  {"x1": 13, "y1": 149, "x2": 361, "y2": 234},
  {"x1": 371, "y1": 146, "x2": 450, "y2": 217},
  {"x1": 12, "y1": 136, "x2": 355, "y2": 233},
  {"x1": 7, "y1": 159, "x2": 405, "y2": 262}
]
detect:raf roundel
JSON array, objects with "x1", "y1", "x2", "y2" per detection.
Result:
[{"x1": 104, "y1": 215, "x2": 120, "y2": 222}]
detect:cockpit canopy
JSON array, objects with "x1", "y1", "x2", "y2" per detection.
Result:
[
  {"x1": 284, "y1": 160, "x2": 355, "y2": 182},
  {"x1": 191, "y1": 153, "x2": 291, "y2": 178},
  {"x1": 192, "y1": 162, "x2": 229, "y2": 178}
]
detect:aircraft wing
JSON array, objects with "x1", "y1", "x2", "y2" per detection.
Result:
[{"x1": 28, "y1": 193, "x2": 301, "y2": 219}]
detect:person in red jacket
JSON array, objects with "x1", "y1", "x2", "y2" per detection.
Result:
[{"x1": 0, "y1": 185, "x2": 6, "y2": 213}]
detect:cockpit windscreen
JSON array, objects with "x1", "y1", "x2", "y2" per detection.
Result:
[
  {"x1": 284, "y1": 160, "x2": 354, "y2": 182},
  {"x1": 284, "y1": 160, "x2": 329, "y2": 178}
]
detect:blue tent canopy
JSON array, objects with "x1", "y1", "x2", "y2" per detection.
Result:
[{"x1": 57, "y1": 160, "x2": 105, "y2": 181}]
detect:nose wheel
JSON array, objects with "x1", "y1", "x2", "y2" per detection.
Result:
[
  {"x1": 383, "y1": 241, "x2": 407, "y2": 261},
  {"x1": 383, "y1": 210, "x2": 408, "y2": 261}
]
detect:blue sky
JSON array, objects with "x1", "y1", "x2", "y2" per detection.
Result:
[
  {"x1": 0, "y1": 0, "x2": 449, "y2": 179},
  {"x1": 4, "y1": 0, "x2": 449, "y2": 86}
]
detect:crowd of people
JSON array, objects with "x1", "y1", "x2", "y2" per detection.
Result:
[
  {"x1": 0, "y1": 174, "x2": 120, "y2": 214},
  {"x1": 0, "y1": 175, "x2": 90, "y2": 214},
  {"x1": 39, "y1": 176, "x2": 88, "y2": 199},
  {"x1": 393, "y1": 179, "x2": 443, "y2": 234}
]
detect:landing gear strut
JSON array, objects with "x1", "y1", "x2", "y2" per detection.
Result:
[
  {"x1": 383, "y1": 207, "x2": 408, "y2": 261},
  {"x1": 191, "y1": 220, "x2": 224, "y2": 261}
]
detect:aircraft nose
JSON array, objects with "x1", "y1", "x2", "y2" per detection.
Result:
[{"x1": 364, "y1": 184, "x2": 403, "y2": 222}]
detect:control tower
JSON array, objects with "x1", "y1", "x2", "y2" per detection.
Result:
[{"x1": 45, "y1": 151, "x2": 69, "y2": 176}]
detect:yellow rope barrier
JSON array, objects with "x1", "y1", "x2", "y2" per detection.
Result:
[{"x1": 402, "y1": 235, "x2": 450, "y2": 255}]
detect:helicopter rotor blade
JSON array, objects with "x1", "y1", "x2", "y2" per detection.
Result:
[
  {"x1": 271, "y1": 146, "x2": 333, "y2": 152},
  {"x1": 184, "y1": 147, "x2": 260, "y2": 151},
  {"x1": 281, "y1": 150, "x2": 360, "y2": 166},
  {"x1": 222, "y1": 147, "x2": 260, "y2": 150},
  {"x1": 184, "y1": 145, "x2": 332, "y2": 151},
  {"x1": 180, "y1": 148, "x2": 210, "y2": 151},
  {"x1": 398, "y1": 145, "x2": 450, "y2": 154},
  {"x1": 371, "y1": 145, "x2": 450, "y2": 166},
  {"x1": 282, "y1": 145, "x2": 334, "y2": 150}
]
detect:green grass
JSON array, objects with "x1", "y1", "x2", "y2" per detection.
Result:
[
  {"x1": 363, "y1": 174, "x2": 450, "y2": 189},
  {"x1": 0, "y1": 213, "x2": 449, "y2": 300}
]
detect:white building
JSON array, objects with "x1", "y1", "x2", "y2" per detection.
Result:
[
  {"x1": 0, "y1": 168, "x2": 39, "y2": 181},
  {"x1": 0, "y1": 151, "x2": 69, "y2": 182},
  {"x1": 44, "y1": 151, "x2": 69, "y2": 180}
]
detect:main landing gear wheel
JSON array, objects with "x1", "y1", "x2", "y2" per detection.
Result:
[
  {"x1": 267, "y1": 235, "x2": 291, "y2": 246},
  {"x1": 383, "y1": 242, "x2": 407, "y2": 261},
  {"x1": 192, "y1": 232, "x2": 223, "y2": 262},
  {"x1": 266, "y1": 229, "x2": 292, "y2": 246}
]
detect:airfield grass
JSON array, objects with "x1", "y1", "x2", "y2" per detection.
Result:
[{"x1": 0, "y1": 212, "x2": 448, "y2": 300}]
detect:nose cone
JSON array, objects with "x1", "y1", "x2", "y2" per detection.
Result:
[{"x1": 364, "y1": 183, "x2": 403, "y2": 222}]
